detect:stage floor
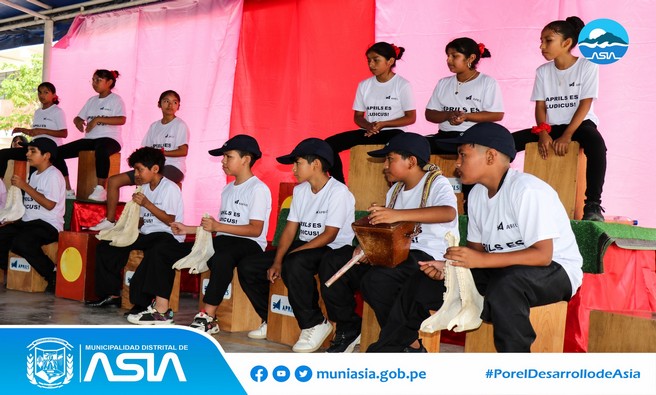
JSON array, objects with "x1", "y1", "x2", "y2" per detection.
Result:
[{"x1": 0, "y1": 288, "x2": 463, "y2": 353}]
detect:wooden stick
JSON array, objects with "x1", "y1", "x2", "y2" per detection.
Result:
[{"x1": 325, "y1": 250, "x2": 366, "y2": 287}]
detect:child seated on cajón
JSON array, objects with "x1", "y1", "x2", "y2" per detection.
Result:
[
  {"x1": 238, "y1": 138, "x2": 355, "y2": 352},
  {"x1": 0, "y1": 139, "x2": 65, "y2": 292},
  {"x1": 87, "y1": 147, "x2": 184, "y2": 325},
  {"x1": 164, "y1": 134, "x2": 272, "y2": 333},
  {"x1": 90, "y1": 90, "x2": 188, "y2": 231}
]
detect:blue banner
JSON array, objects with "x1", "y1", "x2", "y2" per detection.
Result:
[{"x1": 0, "y1": 326, "x2": 246, "y2": 394}]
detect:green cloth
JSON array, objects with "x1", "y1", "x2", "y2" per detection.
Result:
[{"x1": 272, "y1": 212, "x2": 656, "y2": 273}]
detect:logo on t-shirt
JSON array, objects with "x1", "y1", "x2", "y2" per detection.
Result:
[{"x1": 578, "y1": 18, "x2": 628, "y2": 65}]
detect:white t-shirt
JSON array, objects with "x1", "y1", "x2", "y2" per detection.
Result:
[
  {"x1": 386, "y1": 172, "x2": 458, "y2": 260},
  {"x1": 141, "y1": 117, "x2": 189, "y2": 173},
  {"x1": 467, "y1": 169, "x2": 583, "y2": 296},
  {"x1": 531, "y1": 57, "x2": 599, "y2": 126},
  {"x1": 77, "y1": 92, "x2": 126, "y2": 144},
  {"x1": 353, "y1": 74, "x2": 415, "y2": 131},
  {"x1": 32, "y1": 105, "x2": 67, "y2": 146},
  {"x1": 288, "y1": 177, "x2": 355, "y2": 249},
  {"x1": 139, "y1": 177, "x2": 184, "y2": 242},
  {"x1": 217, "y1": 176, "x2": 272, "y2": 251},
  {"x1": 426, "y1": 73, "x2": 504, "y2": 132},
  {"x1": 22, "y1": 165, "x2": 66, "y2": 232}
]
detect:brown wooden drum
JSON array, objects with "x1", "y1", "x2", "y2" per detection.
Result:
[{"x1": 351, "y1": 216, "x2": 416, "y2": 268}]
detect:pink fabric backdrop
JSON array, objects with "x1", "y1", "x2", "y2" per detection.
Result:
[
  {"x1": 50, "y1": 0, "x2": 243, "y2": 224},
  {"x1": 376, "y1": 0, "x2": 656, "y2": 227}
]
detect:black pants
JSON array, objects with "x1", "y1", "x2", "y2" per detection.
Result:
[
  {"x1": 472, "y1": 262, "x2": 572, "y2": 352},
  {"x1": 359, "y1": 249, "x2": 430, "y2": 328},
  {"x1": 94, "y1": 232, "x2": 174, "y2": 299},
  {"x1": 155, "y1": 235, "x2": 262, "y2": 308},
  {"x1": 0, "y1": 219, "x2": 59, "y2": 280},
  {"x1": 238, "y1": 240, "x2": 330, "y2": 327},
  {"x1": 54, "y1": 137, "x2": 121, "y2": 178},
  {"x1": 128, "y1": 234, "x2": 186, "y2": 307},
  {"x1": 325, "y1": 128, "x2": 404, "y2": 183},
  {"x1": 368, "y1": 270, "x2": 445, "y2": 352},
  {"x1": 512, "y1": 120, "x2": 606, "y2": 204},
  {"x1": 319, "y1": 245, "x2": 370, "y2": 333}
]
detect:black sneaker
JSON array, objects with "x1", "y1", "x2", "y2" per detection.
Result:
[
  {"x1": 583, "y1": 202, "x2": 605, "y2": 222},
  {"x1": 402, "y1": 338, "x2": 427, "y2": 353},
  {"x1": 326, "y1": 330, "x2": 360, "y2": 353}
]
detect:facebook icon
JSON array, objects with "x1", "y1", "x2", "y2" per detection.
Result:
[{"x1": 250, "y1": 365, "x2": 268, "y2": 382}]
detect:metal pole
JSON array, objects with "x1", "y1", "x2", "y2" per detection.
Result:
[{"x1": 42, "y1": 19, "x2": 53, "y2": 82}]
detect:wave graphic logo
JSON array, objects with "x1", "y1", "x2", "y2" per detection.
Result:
[
  {"x1": 26, "y1": 337, "x2": 74, "y2": 389},
  {"x1": 578, "y1": 18, "x2": 628, "y2": 65}
]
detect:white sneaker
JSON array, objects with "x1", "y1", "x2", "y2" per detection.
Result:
[
  {"x1": 90, "y1": 218, "x2": 115, "y2": 231},
  {"x1": 66, "y1": 189, "x2": 76, "y2": 200},
  {"x1": 248, "y1": 322, "x2": 267, "y2": 340},
  {"x1": 88, "y1": 185, "x2": 106, "y2": 201},
  {"x1": 292, "y1": 319, "x2": 333, "y2": 353}
]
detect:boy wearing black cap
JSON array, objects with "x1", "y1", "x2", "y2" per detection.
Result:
[
  {"x1": 385, "y1": 122, "x2": 582, "y2": 352},
  {"x1": 0, "y1": 138, "x2": 65, "y2": 292},
  {"x1": 346, "y1": 132, "x2": 458, "y2": 352},
  {"x1": 166, "y1": 134, "x2": 272, "y2": 333},
  {"x1": 239, "y1": 137, "x2": 355, "y2": 353}
]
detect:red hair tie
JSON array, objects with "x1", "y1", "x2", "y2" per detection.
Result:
[
  {"x1": 478, "y1": 43, "x2": 486, "y2": 56},
  {"x1": 110, "y1": 70, "x2": 118, "y2": 79},
  {"x1": 390, "y1": 43, "x2": 400, "y2": 57},
  {"x1": 53, "y1": 94, "x2": 58, "y2": 101}
]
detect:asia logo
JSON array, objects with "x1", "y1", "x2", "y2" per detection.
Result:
[
  {"x1": 578, "y1": 18, "x2": 629, "y2": 65},
  {"x1": 26, "y1": 337, "x2": 74, "y2": 389}
]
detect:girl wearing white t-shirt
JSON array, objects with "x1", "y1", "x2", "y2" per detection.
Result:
[
  {"x1": 325, "y1": 42, "x2": 416, "y2": 183},
  {"x1": 90, "y1": 90, "x2": 189, "y2": 231},
  {"x1": 0, "y1": 82, "x2": 68, "y2": 179},
  {"x1": 425, "y1": 37, "x2": 504, "y2": 153},
  {"x1": 55, "y1": 69, "x2": 126, "y2": 201},
  {"x1": 512, "y1": 17, "x2": 607, "y2": 221}
]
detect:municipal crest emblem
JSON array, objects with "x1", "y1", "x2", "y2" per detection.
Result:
[{"x1": 26, "y1": 337, "x2": 74, "y2": 389}]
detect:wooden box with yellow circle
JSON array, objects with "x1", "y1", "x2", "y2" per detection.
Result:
[{"x1": 55, "y1": 231, "x2": 100, "y2": 301}]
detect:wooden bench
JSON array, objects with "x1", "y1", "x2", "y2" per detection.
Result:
[
  {"x1": 6, "y1": 242, "x2": 58, "y2": 293},
  {"x1": 121, "y1": 250, "x2": 181, "y2": 312},
  {"x1": 464, "y1": 301, "x2": 568, "y2": 352},
  {"x1": 523, "y1": 142, "x2": 586, "y2": 220},
  {"x1": 55, "y1": 231, "x2": 99, "y2": 301},
  {"x1": 76, "y1": 151, "x2": 121, "y2": 200},
  {"x1": 429, "y1": 154, "x2": 464, "y2": 214},
  {"x1": 588, "y1": 310, "x2": 656, "y2": 352},
  {"x1": 198, "y1": 268, "x2": 261, "y2": 332},
  {"x1": 347, "y1": 144, "x2": 388, "y2": 211},
  {"x1": 360, "y1": 301, "x2": 441, "y2": 352},
  {"x1": 266, "y1": 276, "x2": 334, "y2": 348}
]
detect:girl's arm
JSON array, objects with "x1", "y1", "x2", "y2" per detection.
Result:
[
  {"x1": 458, "y1": 111, "x2": 504, "y2": 123},
  {"x1": 90, "y1": 116, "x2": 126, "y2": 126},
  {"x1": 425, "y1": 109, "x2": 459, "y2": 124},
  {"x1": 534, "y1": 101, "x2": 552, "y2": 159},
  {"x1": 354, "y1": 111, "x2": 373, "y2": 130},
  {"x1": 164, "y1": 144, "x2": 188, "y2": 158},
  {"x1": 552, "y1": 98, "x2": 593, "y2": 156},
  {"x1": 24, "y1": 128, "x2": 68, "y2": 139},
  {"x1": 374, "y1": 109, "x2": 417, "y2": 130},
  {"x1": 367, "y1": 205, "x2": 456, "y2": 226}
]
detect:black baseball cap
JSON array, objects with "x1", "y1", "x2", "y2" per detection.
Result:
[
  {"x1": 209, "y1": 134, "x2": 262, "y2": 159},
  {"x1": 276, "y1": 138, "x2": 334, "y2": 167},
  {"x1": 438, "y1": 122, "x2": 517, "y2": 162},
  {"x1": 367, "y1": 132, "x2": 430, "y2": 164},
  {"x1": 27, "y1": 138, "x2": 58, "y2": 160}
]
